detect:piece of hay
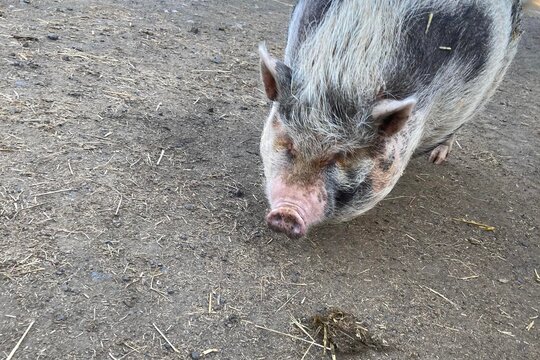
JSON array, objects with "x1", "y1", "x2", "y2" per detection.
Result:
[
  {"x1": 306, "y1": 308, "x2": 388, "y2": 354},
  {"x1": 453, "y1": 218, "x2": 495, "y2": 231}
]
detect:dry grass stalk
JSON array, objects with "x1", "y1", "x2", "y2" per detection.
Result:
[
  {"x1": 453, "y1": 218, "x2": 495, "y2": 231},
  {"x1": 243, "y1": 320, "x2": 330, "y2": 350},
  {"x1": 307, "y1": 309, "x2": 388, "y2": 354},
  {"x1": 6, "y1": 320, "x2": 35, "y2": 360},
  {"x1": 421, "y1": 285, "x2": 459, "y2": 309},
  {"x1": 202, "y1": 349, "x2": 219, "y2": 355},
  {"x1": 425, "y1": 13, "x2": 434, "y2": 34},
  {"x1": 152, "y1": 323, "x2": 181, "y2": 353}
]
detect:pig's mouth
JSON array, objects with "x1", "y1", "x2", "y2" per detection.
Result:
[{"x1": 266, "y1": 201, "x2": 320, "y2": 239}]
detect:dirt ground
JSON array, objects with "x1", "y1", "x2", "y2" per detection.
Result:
[{"x1": 0, "y1": 1, "x2": 538, "y2": 359}]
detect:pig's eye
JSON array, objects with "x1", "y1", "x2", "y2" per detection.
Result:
[
  {"x1": 332, "y1": 148, "x2": 370, "y2": 167},
  {"x1": 285, "y1": 144, "x2": 297, "y2": 160},
  {"x1": 332, "y1": 152, "x2": 347, "y2": 166}
]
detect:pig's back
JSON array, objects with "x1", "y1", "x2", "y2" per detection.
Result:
[{"x1": 285, "y1": 0, "x2": 521, "y2": 152}]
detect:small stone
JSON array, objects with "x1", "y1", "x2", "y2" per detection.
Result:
[
  {"x1": 190, "y1": 351, "x2": 201, "y2": 359},
  {"x1": 112, "y1": 216, "x2": 122, "y2": 228},
  {"x1": 60, "y1": 283, "x2": 73, "y2": 292},
  {"x1": 224, "y1": 314, "x2": 239, "y2": 328},
  {"x1": 123, "y1": 296, "x2": 138, "y2": 308},
  {"x1": 498, "y1": 278, "x2": 510, "y2": 284},
  {"x1": 184, "y1": 203, "x2": 196, "y2": 211},
  {"x1": 54, "y1": 313, "x2": 66, "y2": 322},
  {"x1": 211, "y1": 55, "x2": 222, "y2": 64},
  {"x1": 15, "y1": 80, "x2": 28, "y2": 88},
  {"x1": 47, "y1": 33, "x2": 59, "y2": 41},
  {"x1": 230, "y1": 188, "x2": 244, "y2": 198},
  {"x1": 468, "y1": 238, "x2": 482, "y2": 246}
]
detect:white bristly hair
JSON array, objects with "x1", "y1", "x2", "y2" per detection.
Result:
[
  {"x1": 261, "y1": 0, "x2": 522, "y2": 221},
  {"x1": 283, "y1": 0, "x2": 519, "y2": 158}
]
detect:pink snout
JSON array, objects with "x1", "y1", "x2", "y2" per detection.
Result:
[
  {"x1": 265, "y1": 176, "x2": 327, "y2": 239},
  {"x1": 266, "y1": 207, "x2": 306, "y2": 239}
]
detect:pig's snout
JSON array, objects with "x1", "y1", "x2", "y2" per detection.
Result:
[
  {"x1": 265, "y1": 178, "x2": 327, "y2": 239},
  {"x1": 266, "y1": 207, "x2": 306, "y2": 239}
]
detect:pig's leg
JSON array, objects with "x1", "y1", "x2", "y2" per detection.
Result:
[{"x1": 429, "y1": 134, "x2": 455, "y2": 165}]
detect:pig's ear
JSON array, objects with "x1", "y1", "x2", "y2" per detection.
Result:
[
  {"x1": 372, "y1": 98, "x2": 416, "y2": 137},
  {"x1": 259, "y1": 44, "x2": 291, "y2": 101}
]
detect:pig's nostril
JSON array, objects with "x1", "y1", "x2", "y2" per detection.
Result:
[
  {"x1": 266, "y1": 208, "x2": 306, "y2": 239},
  {"x1": 267, "y1": 212, "x2": 283, "y2": 227}
]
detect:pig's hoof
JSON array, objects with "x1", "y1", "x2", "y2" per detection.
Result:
[
  {"x1": 266, "y1": 207, "x2": 306, "y2": 239},
  {"x1": 429, "y1": 144, "x2": 450, "y2": 165}
]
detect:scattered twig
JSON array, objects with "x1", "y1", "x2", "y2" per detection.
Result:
[
  {"x1": 275, "y1": 290, "x2": 300, "y2": 313},
  {"x1": 34, "y1": 188, "x2": 73, "y2": 197},
  {"x1": 421, "y1": 285, "x2": 459, "y2": 309},
  {"x1": 6, "y1": 320, "x2": 35, "y2": 360},
  {"x1": 149, "y1": 276, "x2": 170, "y2": 300},
  {"x1": 152, "y1": 323, "x2": 181, "y2": 353},
  {"x1": 459, "y1": 275, "x2": 480, "y2": 280},
  {"x1": 243, "y1": 320, "x2": 330, "y2": 350},
  {"x1": 202, "y1": 349, "x2": 220, "y2": 356},
  {"x1": 12, "y1": 34, "x2": 39, "y2": 41},
  {"x1": 208, "y1": 292, "x2": 214, "y2": 313},
  {"x1": 425, "y1": 13, "x2": 434, "y2": 34},
  {"x1": 156, "y1": 149, "x2": 165, "y2": 166},
  {"x1": 291, "y1": 315, "x2": 315, "y2": 342},
  {"x1": 453, "y1": 218, "x2": 495, "y2": 231},
  {"x1": 115, "y1": 196, "x2": 122, "y2": 216},
  {"x1": 497, "y1": 329, "x2": 515, "y2": 337}
]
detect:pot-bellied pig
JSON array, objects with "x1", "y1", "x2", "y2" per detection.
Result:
[{"x1": 259, "y1": 0, "x2": 525, "y2": 238}]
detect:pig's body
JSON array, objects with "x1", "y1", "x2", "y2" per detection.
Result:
[{"x1": 260, "y1": 0, "x2": 523, "y2": 238}]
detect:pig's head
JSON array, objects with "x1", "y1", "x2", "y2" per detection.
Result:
[{"x1": 258, "y1": 46, "x2": 416, "y2": 239}]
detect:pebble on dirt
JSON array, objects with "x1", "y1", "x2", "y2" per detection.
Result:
[{"x1": 47, "y1": 33, "x2": 59, "y2": 40}]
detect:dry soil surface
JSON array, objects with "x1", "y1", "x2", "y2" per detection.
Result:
[{"x1": 0, "y1": 1, "x2": 539, "y2": 359}]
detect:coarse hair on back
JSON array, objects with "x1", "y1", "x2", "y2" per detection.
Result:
[{"x1": 280, "y1": 0, "x2": 517, "y2": 156}]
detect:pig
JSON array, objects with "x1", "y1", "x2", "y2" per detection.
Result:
[{"x1": 258, "y1": 0, "x2": 525, "y2": 239}]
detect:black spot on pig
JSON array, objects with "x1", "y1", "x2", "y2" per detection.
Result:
[
  {"x1": 335, "y1": 176, "x2": 372, "y2": 207},
  {"x1": 386, "y1": 4, "x2": 491, "y2": 100},
  {"x1": 298, "y1": 0, "x2": 339, "y2": 34}
]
